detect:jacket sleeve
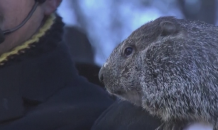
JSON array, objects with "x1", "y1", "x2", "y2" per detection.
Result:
[{"x1": 91, "y1": 100, "x2": 161, "y2": 130}]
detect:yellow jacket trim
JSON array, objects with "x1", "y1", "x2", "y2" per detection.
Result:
[{"x1": 0, "y1": 14, "x2": 56, "y2": 63}]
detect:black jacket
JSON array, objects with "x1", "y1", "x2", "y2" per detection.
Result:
[
  {"x1": 92, "y1": 100, "x2": 161, "y2": 130},
  {"x1": 0, "y1": 14, "x2": 113, "y2": 130}
]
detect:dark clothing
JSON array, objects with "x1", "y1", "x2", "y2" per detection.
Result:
[
  {"x1": 0, "y1": 15, "x2": 113, "y2": 130},
  {"x1": 92, "y1": 100, "x2": 161, "y2": 130}
]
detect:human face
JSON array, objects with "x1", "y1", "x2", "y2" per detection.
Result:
[{"x1": 0, "y1": 0, "x2": 62, "y2": 54}]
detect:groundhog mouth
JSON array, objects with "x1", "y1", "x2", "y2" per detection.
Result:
[{"x1": 109, "y1": 89, "x2": 142, "y2": 107}]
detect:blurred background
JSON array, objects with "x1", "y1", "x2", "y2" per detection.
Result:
[{"x1": 56, "y1": 0, "x2": 217, "y2": 86}]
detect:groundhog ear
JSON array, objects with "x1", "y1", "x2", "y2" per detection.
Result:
[{"x1": 160, "y1": 21, "x2": 177, "y2": 36}]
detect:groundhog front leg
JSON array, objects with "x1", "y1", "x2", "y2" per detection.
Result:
[
  {"x1": 155, "y1": 121, "x2": 186, "y2": 130},
  {"x1": 214, "y1": 122, "x2": 218, "y2": 130}
]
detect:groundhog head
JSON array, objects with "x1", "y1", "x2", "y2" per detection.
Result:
[
  {"x1": 99, "y1": 16, "x2": 182, "y2": 107},
  {"x1": 99, "y1": 16, "x2": 218, "y2": 121}
]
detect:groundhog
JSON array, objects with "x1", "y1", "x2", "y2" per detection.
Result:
[{"x1": 98, "y1": 16, "x2": 218, "y2": 130}]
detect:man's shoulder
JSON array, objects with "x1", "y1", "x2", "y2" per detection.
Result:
[
  {"x1": 0, "y1": 78, "x2": 114, "y2": 130},
  {"x1": 46, "y1": 79, "x2": 114, "y2": 106},
  {"x1": 34, "y1": 80, "x2": 114, "y2": 130}
]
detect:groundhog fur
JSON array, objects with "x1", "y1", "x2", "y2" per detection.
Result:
[{"x1": 99, "y1": 16, "x2": 218, "y2": 130}]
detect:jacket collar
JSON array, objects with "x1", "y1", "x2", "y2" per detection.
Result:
[
  {"x1": 0, "y1": 14, "x2": 78, "y2": 122},
  {"x1": 0, "y1": 14, "x2": 55, "y2": 66}
]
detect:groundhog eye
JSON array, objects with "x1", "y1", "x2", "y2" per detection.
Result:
[{"x1": 124, "y1": 46, "x2": 133, "y2": 56}]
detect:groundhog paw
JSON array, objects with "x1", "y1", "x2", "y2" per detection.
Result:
[{"x1": 155, "y1": 122, "x2": 185, "y2": 130}]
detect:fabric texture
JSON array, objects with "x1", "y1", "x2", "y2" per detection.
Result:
[
  {"x1": 0, "y1": 14, "x2": 113, "y2": 130},
  {"x1": 92, "y1": 100, "x2": 161, "y2": 130}
]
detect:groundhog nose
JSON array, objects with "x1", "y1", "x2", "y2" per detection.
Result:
[{"x1": 99, "y1": 67, "x2": 104, "y2": 83}]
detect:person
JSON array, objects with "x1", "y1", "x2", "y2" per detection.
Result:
[{"x1": 0, "y1": 0, "x2": 113, "y2": 130}]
